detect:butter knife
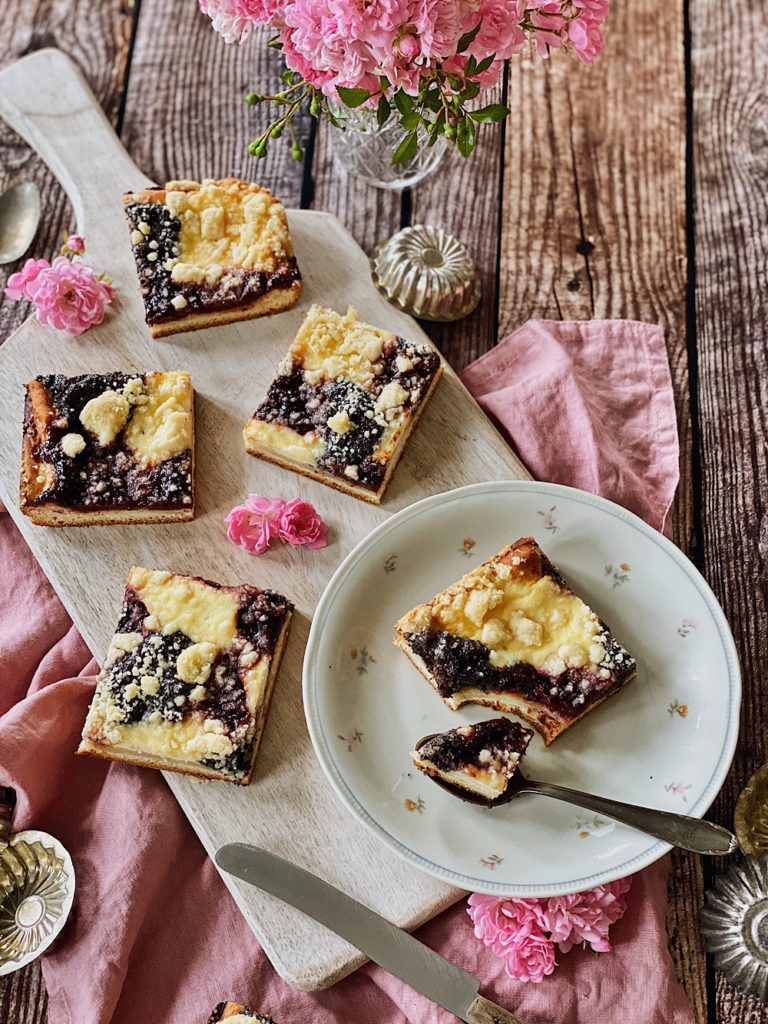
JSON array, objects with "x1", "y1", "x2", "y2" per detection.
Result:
[{"x1": 216, "y1": 844, "x2": 522, "y2": 1023}]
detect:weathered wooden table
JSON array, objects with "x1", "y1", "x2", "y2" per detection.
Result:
[{"x1": 1, "y1": 2, "x2": 764, "y2": 1022}]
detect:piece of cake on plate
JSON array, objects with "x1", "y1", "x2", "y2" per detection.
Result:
[
  {"x1": 243, "y1": 305, "x2": 442, "y2": 504},
  {"x1": 20, "y1": 371, "x2": 194, "y2": 526},
  {"x1": 395, "y1": 537, "x2": 637, "y2": 744},
  {"x1": 77, "y1": 567, "x2": 293, "y2": 783},
  {"x1": 207, "y1": 1002, "x2": 276, "y2": 1023},
  {"x1": 412, "y1": 718, "x2": 533, "y2": 802},
  {"x1": 123, "y1": 177, "x2": 301, "y2": 338}
]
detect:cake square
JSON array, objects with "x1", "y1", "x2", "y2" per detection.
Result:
[
  {"x1": 20, "y1": 371, "x2": 195, "y2": 526},
  {"x1": 395, "y1": 537, "x2": 637, "y2": 744},
  {"x1": 208, "y1": 1003, "x2": 276, "y2": 1024},
  {"x1": 243, "y1": 305, "x2": 442, "y2": 503},
  {"x1": 123, "y1": 177, "x2": 302, "y2": 338},
  {"x1": 412, "y1": 718, "x2": 533, "y2": 802},
  {"x1": 77, "y1": 567, "x2": 293, "y2": 784}
]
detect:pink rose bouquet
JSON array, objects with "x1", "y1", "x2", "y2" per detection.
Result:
[
  {"x1": 227, "y1": 493, "x2": 328, "y2": 554},
  {"x1": 4, "y1": 249, "x2": 114, "y2": 337},
  {"x1": 199, "y1": 0, "x2": 610, "y2": 163},
  {"x1": 468, "y1": 876, "x2": 631, "y2": 982}
]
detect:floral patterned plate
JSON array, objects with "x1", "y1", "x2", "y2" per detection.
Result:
[{"x1": 303, "y1": 481, "x2": 740, "y2": 896}]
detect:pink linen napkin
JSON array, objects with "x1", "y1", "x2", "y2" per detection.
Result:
[{"x1": 0, "y1": 318, "x2": 690, "y2": 1024}]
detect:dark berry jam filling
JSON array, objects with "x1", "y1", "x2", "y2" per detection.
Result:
[
  {"x1": 124, "y1": 201, "x2": 300, "y2": 324},
  {"x1": 26, "y1": 374, "x2": 193, "y2": 511},
  {"x1": 408, "y1": 629, "x2": 635, "y2": 716},
  {"x1": 418, "y1": 719, "x2": 532, "y2": 773}
]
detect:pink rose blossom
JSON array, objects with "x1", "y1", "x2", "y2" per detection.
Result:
[
  {"x1": 567, "y1": 0, "x2": 609, "y2": 65},
  {"x1": 227, "y1": 495, "x2": 286, "y2": 554},
  {"x1": 468, "y1": 876, "x2": 631, "y2": 981},
  {"x1": 278, "y1": 497, "x2": 328, "y2": 549},
  {"x1": 199, "y1": 0, "x2": 283, "y2": 43},
  {"x1": 64, "y1": 234, "x2": 86, "y2": 254},
  {"x1": 227, "y1": 494, "x2": 327, "y2": 554},
  {"x1": 28, "y1": 257, "x2": 113, "y2": 335},
  {"x1": 5, "y1": 256, "x2": 114, "y2": 336},
  {"x1": 4, "y1": 258, "x2": 50, "y2": 301}
]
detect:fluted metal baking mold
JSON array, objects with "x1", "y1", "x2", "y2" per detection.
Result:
[{"x1": 370, "y1": 224, "x2": 481, "y2": 322}]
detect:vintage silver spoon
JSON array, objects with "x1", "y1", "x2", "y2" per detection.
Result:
[
  {"x1": 415, "y1": 734, "x2": 738, "y2": 857},
  {"x1": 0, "y1": 182, "x2": 41, "y2": 264}
]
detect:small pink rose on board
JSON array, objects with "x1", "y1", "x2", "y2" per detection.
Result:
[
  {"x1": 4, "y1": 258, "x2": 50, "y2": 301},
  {"x1": 278, "y1": 497, "x2": 328, "y2": 549},
  {"x1": 227, "y1": 494, "x2": 327, "y2": 554},
  {"x1": 62, "y1": 234, "x2": 86, "y2": 254},
  {"x1": 4, "y1": 252, "x2": 114, "y2": 336}
]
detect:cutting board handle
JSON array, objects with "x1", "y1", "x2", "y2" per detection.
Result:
[{"x1": 0, "y1": 48, "x2": 153, "y2": 261}]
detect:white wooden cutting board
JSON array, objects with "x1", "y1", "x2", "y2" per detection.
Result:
[{"x1": 0, "y1": 50, "x2": 530, "y2": 989}]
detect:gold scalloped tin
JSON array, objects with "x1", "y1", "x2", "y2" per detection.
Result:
[
  {"x1": 735, "y1": 763, "x2": 768, "y2": 856},
  {"x1": 0, "y1": 830, "x2": 75, "y2": 976}
]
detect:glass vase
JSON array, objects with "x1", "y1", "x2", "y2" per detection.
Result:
[{"x1": 329, "y1": 107, "x2": 447, "y2": 191}]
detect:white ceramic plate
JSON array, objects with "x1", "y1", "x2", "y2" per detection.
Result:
[{"x1": 303, "y1": 481, "x2": 740, "y2": 895}]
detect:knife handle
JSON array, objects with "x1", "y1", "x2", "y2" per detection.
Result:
[{"x1": 466, "y1": 994, "x2": 524, "y2": 1024}]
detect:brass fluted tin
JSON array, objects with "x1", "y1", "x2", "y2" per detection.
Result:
[
  {"x1": 0, "y1": 794, "x2": 75, "y2": 975},
  {"x1": 735, "y1": 763, "x2": 768, "y2": 856},
  {"x1": 701, "y1": 856, "x2": 768, "y2": 1002},
  {"x1": 370, "y1": 224, "x2": 481, "y2": 322}
]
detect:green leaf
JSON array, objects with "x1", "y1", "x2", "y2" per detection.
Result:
[
  {"x1": 456, "y1": 117, "x2": 476, "y2": 157},
  {"x1": 475, "y1": 53, "x2": 496, "y2": 74},
  {"x1": 379, "y1": 75, "x2": 391, "y2": 91},
  {"x1": 392, "y1": 131, "x2": 418, "y2": 165},
  {"x1": 468, "y1": 103, "x2": 510, "y2": 124},
  {"x1": 393, "y1": 90, "x2": 415, "y2": 116},
  {"x1": 400, "y1": 110, "x2": 421, "y2": 131},
  {"x1": 456, "y1": 21, "x2": 481, "y2": 53},
  {"x1": 465, "y1": 54, "x2": 478, "y2": 75},
  {"x1": 461, "y1": 80, "x2": 481, "y2": 101},
  {"x1": 376, "y1": 94, "x2": 391, "y2": 127},
  {"x1": 267, "y1": 34, "x2": 282, "y2": 49},
  {"x1": 336, "y1": 86, "x2": 371, "y2": 108}
]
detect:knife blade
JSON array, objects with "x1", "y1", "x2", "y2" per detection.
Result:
[{"x1": 216, "y1": 844, "x2": 523, "y2": 1024}]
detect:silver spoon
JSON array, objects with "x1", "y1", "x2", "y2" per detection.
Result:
[
  {"x1": 0, "y1": 182, "x2": 41, "y2": 264},
  {"x1": 415, "y1": 734, "x2": 738, "y2": 857}
]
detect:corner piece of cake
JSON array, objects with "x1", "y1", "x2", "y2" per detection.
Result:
[
  {"x1": 243, "y1": 305, "x2": 442, "y2": 504},
  {"x1": 412, "y1": 718, "x2": 533, "y2": 802},
  {"x1": 395, "y1": 537, "x2": 637, "y2": 744},
  {"x1": 123, "y1": 177, "x2": 301, "y2": 338},
  {"x1": 207, "y1": 1003, "x2": 276, "y2": 1024},
  {"x1": 77, "y1": 567, "x2": 293, "y2": 784},
  {"x1": 20, "y1": 371, "x2": 194, "y2": 526}
]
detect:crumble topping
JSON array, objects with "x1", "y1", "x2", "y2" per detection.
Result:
[
  {"x1": 24, "y1": 372, "x2": 194, "y2": 512},
  {"x1": 124, "y1": 179, "x2": 301, "y2": 325},
  {"x1": 79, "y1": 571, "x2": 293, "y2": 781},
  {"x1": 397, "y1": 538, "x2": 637, "y2": 730},
  {"x1": 244, "y1": 305, "x2": 441, "y2": 492}
]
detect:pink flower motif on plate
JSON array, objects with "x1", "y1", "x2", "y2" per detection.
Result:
[
  {"x1": 677, "y1": 618, "x2": 697, "y2": 638},
  {"x1": 665, "y1": 781, "x2": 692, "y2": 802}
]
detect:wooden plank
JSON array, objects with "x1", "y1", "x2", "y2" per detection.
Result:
[
  {"x1": 690, "y1": 0, "x2": 768, "y2": 1016},
  {"x1": 0, "y1": 0, "x2": 135, "y2": 344},
  {"x1": 407, "y1": 77, "x2": 506, "y2": 368},
  {"x1": 121, "y1": 12, "x2": 306, "y2": 208},
  {"x1": 495, "y1": 4, "x2": 703, "y2": 1019}
]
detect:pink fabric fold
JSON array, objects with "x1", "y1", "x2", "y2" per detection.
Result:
[{"x1": 0, "y1": 318, "x2": 690, "y2": 1024}]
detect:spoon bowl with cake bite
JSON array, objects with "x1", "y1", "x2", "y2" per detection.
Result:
[{"x1": 412, "y1": 721, "x2": 737, "y2": 857}]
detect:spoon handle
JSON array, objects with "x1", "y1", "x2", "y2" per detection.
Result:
[{"x1": 522, "y1": 778, "x2": 737, "y2": 855}]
